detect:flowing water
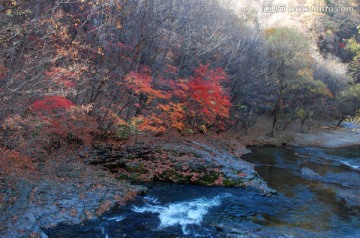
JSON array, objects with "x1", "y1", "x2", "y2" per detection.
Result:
[{"x1": 45, "y1": 146, "x2": 360, "y2": 238}]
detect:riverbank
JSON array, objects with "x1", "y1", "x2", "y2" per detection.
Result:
[
  {"x1": 1, "y1": 120, "x2": 359, "y2": 237},
  {"x1": 233, "y1": 118, "x2": 360, "y2": 148},
  {"x1": 290, "y1": 125, "x2": 360, "y2": 148},
  {"x1": 0, "y1": 132, "x2": 271, "y2": 238},
  {"x1": 0, "y1": 150, "x2": 146, "y2": 238},
  {"x1": 45, "y1": 146, "x2": 360, "y2": 238}
]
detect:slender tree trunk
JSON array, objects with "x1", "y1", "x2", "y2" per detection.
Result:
[
  {"x1": 271, "y1": 60, "x2": 285, "y2": 137},
  {"x1": 336, "y1": 115, "x2": 347, "y2": 127},
  {"x1": 300, "y1": 114, "x2": 309, "y2": 133},
  {"x1": 271, "y1": 108, "x2": 278, "y2": 137}
]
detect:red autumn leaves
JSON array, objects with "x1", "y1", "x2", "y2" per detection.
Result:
[
  {"x1": 123, "y1": 64, "x2": 231, "y2": 132},
  {"x1": 29, "y1": 64, "x2": 230, "y2": 134}
]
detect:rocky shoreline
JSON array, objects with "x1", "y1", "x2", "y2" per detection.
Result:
[
  {"x1": 1, "y1": 124, "x2": 359, "y2": 238},
  {"x1": 0, "y1": 157, "x2": 146, "y2": 238},
  {"x1": 1, "y1": 134, "x2": 275, "y2": 238}
]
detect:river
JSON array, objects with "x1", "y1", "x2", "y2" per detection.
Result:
[{"x1": 45, "y1": 146, "x2": 360, "y2": 237}]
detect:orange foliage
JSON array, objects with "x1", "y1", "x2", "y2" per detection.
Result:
[
  {"x1": 0, "y1": 148, "x2": 36, "y2": 177},
  {"x1": 122, "y1": 64, "x2": 231, "y2": 133},
  {"x1": 48, "y1": 104, "x2": 98, "y2": 146},
  {"x1": 124, "y1": 68, "x2": 169, "y2": 102},
  {"x1": 21, "y1": 101, "x2": 97, "y2": 148},
  {"x1": 132, "y1": 115, "x2": 166, "y2": 133},
  {"x1": 158, "y1": 103, "x2": 186, "y2": 131}
]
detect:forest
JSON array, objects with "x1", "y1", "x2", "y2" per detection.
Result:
[
  {"x1": 1, "y1": 0, "x2": 360, "y2": 148},
  {"x1": 1, "y1": 0, "x2": 360, "y2": 237}
]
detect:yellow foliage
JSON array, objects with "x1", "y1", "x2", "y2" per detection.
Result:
[
  {"x1": 296, "y1": 108, "x2": 306, "y2": 119},
  {"x1": 296, "y1": 68, "x2": 333, "y2": 98},
  {"x1": 200, "y1": 125, "x2": 207, "y2": 133},
  {"x1": 346, "y1": 109, "x2": 360, "y2": 126}
]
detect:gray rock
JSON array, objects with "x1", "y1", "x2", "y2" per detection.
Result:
[
  {"x1": 0, "y1": 170, "x2": 145, "y2": 238},
  {"x1": 88, "y1": 140, "x2": 276, "y2": 195}
]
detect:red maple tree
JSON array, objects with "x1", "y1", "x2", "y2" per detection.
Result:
[{"x1": 31, "y1": 96, "x2": 74, "y2": 112}]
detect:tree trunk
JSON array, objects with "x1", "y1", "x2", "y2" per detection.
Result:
[
  {"x1": 336, "y1": 115, "x2": 347, "y2": 127},
  {"x1": 270, "y1": 108, "x2": 278, "y2": 137}
]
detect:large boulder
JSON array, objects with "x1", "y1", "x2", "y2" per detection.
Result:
[{"x1": 88, "y1": 139, "x2": 275, "y2": 195}]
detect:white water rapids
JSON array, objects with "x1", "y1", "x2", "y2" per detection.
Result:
[{"x1": 132, "y1": 193, "x2": 231, "y2": 235}]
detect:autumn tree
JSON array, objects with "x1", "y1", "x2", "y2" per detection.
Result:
[
  {"x1": 181, "y1": 64, "x2": 230, "y2": 130},
  {"x1": 227, "y1": 29, "x2": 271, "y2": 131},
  {"x1": 264, "y1": 27, "x2": 311, "y2": 136},
  {"x1": 113, "y1": 64, "x2": 231, "y2": 134},
  {"x1": 346, "y1": 25, "x2": 360, "y2": 83},
  {"x1": 336, "y1": 84, "x2": 360, "y2": 126},
  {"x1": 1, "y1": 0, "x2": 358, "y2": 149},
  {"x1": 0, "y1": 0, "x2": 125, "y2": 155}
]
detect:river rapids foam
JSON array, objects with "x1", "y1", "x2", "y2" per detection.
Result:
[{"x1": 132, "y1": 193, "x2": 231, "y2": 235}]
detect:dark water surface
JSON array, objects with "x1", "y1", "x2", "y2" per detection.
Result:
[{"x1": 45, "y1": 146, "x2": 360, "y2": 238}]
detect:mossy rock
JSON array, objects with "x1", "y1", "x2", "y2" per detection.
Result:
[
  {"x1": 125, "y1": 162, "x2": 148, "y2": 173},
  {"x1": 117, "y1": 173, "x2": 139, "y2": 181},
  {"x1": 156, "y1": 170, "x2": 224, "y2": 186},
  {"x1": 103, "y1": 159, "x2": 128, "y2": 170},
  {"x1": 155, "y1": 170, "x2": 190, "y2": 183},
  {"x1": 195, "y1": 172, "x2": 222, "y2": 186},
  {"x1": 222, "y1": 178, "x2": 244, "y2": 187}
]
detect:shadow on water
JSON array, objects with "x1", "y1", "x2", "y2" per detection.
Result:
[{"x1": 45, "y1": 146, "x2": 360, "y2": 238}]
